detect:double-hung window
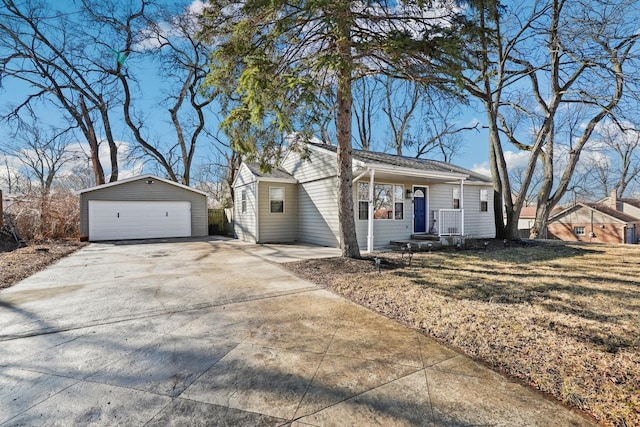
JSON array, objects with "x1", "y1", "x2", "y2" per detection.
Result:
[
  {"x1": 453, "y1": 188, "x2": 461, "y2": 209},
  {"x1": 269, "y1": 187, "x2": 285, "y2": 213},
  {"x1": 480, "y1": 189, "x2": 488, "y2": 212},
  {"x1": 241, "y1": 189, "x2": 247, "y2": 214},
  {"x1": 357, "y1": 182, "x2": 404, "y2": 220}
]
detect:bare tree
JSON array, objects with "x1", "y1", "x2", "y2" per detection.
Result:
[
  {"x1": 81, "y1": 0, "x2": 218, "y2": 185},
  {"x1": 381, "y1": 78, "x2": 424, "y2": 156},
  {"x1": 2, "y1": 115, "x2": 79, "y2": 194},
  {"x1": 353, "y1": 77, "x2": 381, "y2": 151},
  {"x1": 458, "y1": 0, "x2": 639, "y2": 239},
  {"x1": 585, "y1": 121, "x2": 640, "y2": 197},
  {"x1": 0, "y1": 0, "x2": 127, "y2": 185}
]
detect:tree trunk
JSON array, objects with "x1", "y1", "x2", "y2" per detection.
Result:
[
  {"x1": 335, "y1": 10, "x2": 360, "y2": 259},
  {"x1": 100, "y1": 105, "x2": 119, "y2": 183}
]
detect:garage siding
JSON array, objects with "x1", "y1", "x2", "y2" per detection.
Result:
[{"x1": 80, "y1": 178, "x2": 207, "y2": 239}]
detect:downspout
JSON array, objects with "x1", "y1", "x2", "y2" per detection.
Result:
[
  {"x1": 367, "y1": 169, "x2": 375, "y2": 252},
  {"x1": 460, "y1": 179, "x2": 465, "y2": 236}
]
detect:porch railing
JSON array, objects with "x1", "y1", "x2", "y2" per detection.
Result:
[{"x1": 438, "y1": 209, "x2": 464, "y2": 236}]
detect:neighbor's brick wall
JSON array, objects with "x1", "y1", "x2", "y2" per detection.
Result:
[{"x1": 547, "y1": 222, "x2": 624, "y2": 244}]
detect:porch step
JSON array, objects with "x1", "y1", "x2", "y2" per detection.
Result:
[
  {"x1": 410, "y1": 233, "x2": 440, "y2": 241},
  {"x1": 390, "y1": 239, "x2": 442, "y2": 250}
]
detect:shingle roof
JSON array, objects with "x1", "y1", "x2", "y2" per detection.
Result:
[
  {"x1": 311, "y1": 143, "x2": 492, "y2": 183},
  {"x1": 245, "y1": 163, "x2": 296, "y2": 181},
  {"x1": 582, "y1": 203, "x2": 639, "y2": 223},
  {"x1": 619, "y1": 198, "x2": 640, "y2": 209}
]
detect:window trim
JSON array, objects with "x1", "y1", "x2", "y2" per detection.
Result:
[
  {"x1": 480, "y1": 189, "x2": 488, "y2": 212},
  {"x1": 241, "y1": 189, "x2": 247, "y2": 214},
  {"x1": 357, "y1": 181, "x2": 404, "y2": 221},
  {"x1": 453, "y1": 187, "x2": 461, "y2": 209},
  {"x1": 269, "y1": 186, "x2": 285, "y2": 214},
  {"x1": 574, "y1": 226, "x2": 586, "y2": 236}
]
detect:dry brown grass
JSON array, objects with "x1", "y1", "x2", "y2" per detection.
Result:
[
  {"x1": 285, "y1": 242, "x2": 640, "y2": 427},
  {"x1": 0, "y1": 239, "x2": 87, "y2": 290}
]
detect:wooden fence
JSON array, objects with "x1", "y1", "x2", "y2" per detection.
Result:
[{"x1": 208, "y1": 208, "x2": 233, "y2": 235}]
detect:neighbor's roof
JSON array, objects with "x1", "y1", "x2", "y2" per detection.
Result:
[
  {"x1": 550, "y1": 202, "x2": 640, "y2": 223},
  {"x1": 584, "y1": 203, "x2": 640, "y2": 222},
  {"x1": 519, "y1": 206, "x2": 537, "y2": 218},
  {"x1": 311, "y1": 143, "x2": 492, "y2": 183},
  {"x1": 77, "y1": 174, "x2": 208, "y2": 196},
  {"x1": 619, "y1": 198, "x2": 640, "y2": 209}
]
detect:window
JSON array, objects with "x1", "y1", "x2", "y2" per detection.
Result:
[
  {"x1": 357, "y1": 182, "x2": 369, "y2": 220},
  {"x1": 357, "y1": 182, "x2": 403, "y2": 220},
  {"x1": 453, "y1": 187, "x2": 461, "y2": 209},
  {"x1": 574, "y1": 226, "x2": 585, "y2": 236},
  {"x1": 269, "y1": 187, "x2": 284, "y2": 213},
  {"x1": 480, "y1": 189, "x2": 488, "y2": 212},
  {"x1": 241, "y1": 190, "x2": 247, "y2": 214},
  {"x1": 394, "y1": 185, "x2": 404, "y2": 220}
]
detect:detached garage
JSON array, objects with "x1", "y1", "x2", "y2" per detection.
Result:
[{"x1": 79, "y1": 174, "x2": 208, "y2": 241}]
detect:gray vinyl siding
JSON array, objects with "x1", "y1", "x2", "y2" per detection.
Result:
[
  {"x1": 283, "y1": 147, "x2": 340, "y2": 247},
  {"x1": 354, "y1": 180, "x2": 413, "y2": 249},
  {"x1": 428, "y1": 184, "x2": 455, "y2": 219},
  {"x1": 463, "y1": 185, "x2": 495, "y2": 238},
  {"x1": 428, "y1": 183, "x2": 495, "y2": 238},
  {"x1": 297, "y1": 178, "x2": 340, "y2": 247},
  {"x1": 282, "y1": 147, "x2": 337, "y2": 182},
  {"x1": 257, "y1": 182, "x2": 297, "y2": 243},
  {"x1": 80, "y1": 178, "x2": 207, "y2": 237},
  {"x1": 233, "y1": 165, "x2": 258, "y2": 242}
]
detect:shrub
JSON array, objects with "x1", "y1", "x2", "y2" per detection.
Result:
[{"x1": 5, "y1": 190, "x2": 79, "y2": 241}]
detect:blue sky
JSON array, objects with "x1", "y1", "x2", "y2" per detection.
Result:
[{"x1": 0, "y1": 0, "x2": 520, "y2": 191}]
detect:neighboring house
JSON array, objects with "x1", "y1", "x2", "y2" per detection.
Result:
[
  {"x1": 517, "y1": 205, "x2": 537, "y2": 231},
  {"x1": 547, "y1": 191, "x2": 640, "y2": 244},
  {"x1": 233, "y1": 143, "x2": 496, "y2": 251},
  {"x1": 516, "y1": 205, "x2": 562, "y2": 238},
  {"x1": 79, "y1": 174, "x2": 208, "y2": 241}
]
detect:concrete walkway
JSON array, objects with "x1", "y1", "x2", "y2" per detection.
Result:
[{"x1": 0, "y1": 238, "x2": 595, "y2": 426}]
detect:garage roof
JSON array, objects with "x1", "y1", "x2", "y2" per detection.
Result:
[{"x1": 77, "y1": 174, "x2": 208, "y2": 196}]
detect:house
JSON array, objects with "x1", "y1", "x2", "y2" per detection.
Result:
[
  {"x1": 547, "y1": 191, "x2": 640, "y2": 244},
  {"x1": 78, "y1": 174, "x2": 208, "y2": 241},
  {"x1": 233, "y1": 143, "x2": 496, "y2": 251},
  {"x1": 517, "y1": 205, "x2": 537, "y2": 231}
]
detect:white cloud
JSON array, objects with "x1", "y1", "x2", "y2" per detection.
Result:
[
  {"x1": 471, "y1": 162, "x2": 491, "y2": 177},
  {"x1": 188, "y1": 0, "x2": 205, "y2": 15},
  {"x1": 504, "y1": 150, "x2": 531, "y2": 169},
  {"x1": 135, "y1": 1, "x2": 205, "y2": 51}
]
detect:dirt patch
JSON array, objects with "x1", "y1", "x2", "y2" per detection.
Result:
[
  {"x1": 0, "y1": 237, "x2": 87, "y2": 290},
  {"x1": 284, "y1": 242, "x2": 639, "y2": 427}
]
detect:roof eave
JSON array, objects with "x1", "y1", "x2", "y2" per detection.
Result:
[
  {"x1": 255, "y1": 177, "x2": 298, "y2": 184},
  {"x1": 77, "y1": 174, "x2": 208, "y2": 196},
  {"x1": 356, "y1": 163, "x2": 469, "y2": 180}
]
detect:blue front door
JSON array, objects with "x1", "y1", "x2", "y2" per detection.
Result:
[{"x1": 414, "y1": 187, "x2": 426, "y2": 233}]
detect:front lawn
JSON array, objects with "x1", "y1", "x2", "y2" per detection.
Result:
[{"x1": 285, "y1": 241, "x2": 639, "y2": 427}]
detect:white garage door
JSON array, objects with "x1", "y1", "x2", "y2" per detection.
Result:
[{"x1": 89, "y1": 200, "x2": 191, "y2": 241}]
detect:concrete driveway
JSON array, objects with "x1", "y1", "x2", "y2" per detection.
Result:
[{"x1": 0, "y1": 238, "x2": 594, "y2": 426}]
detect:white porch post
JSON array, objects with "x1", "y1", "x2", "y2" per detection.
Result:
[
  {"x1": 460, "y1": 178, "x2": 465, "y2": 236},
  {"x1": 367, "y1": 169, "x2": 375, "y2": 252}
]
